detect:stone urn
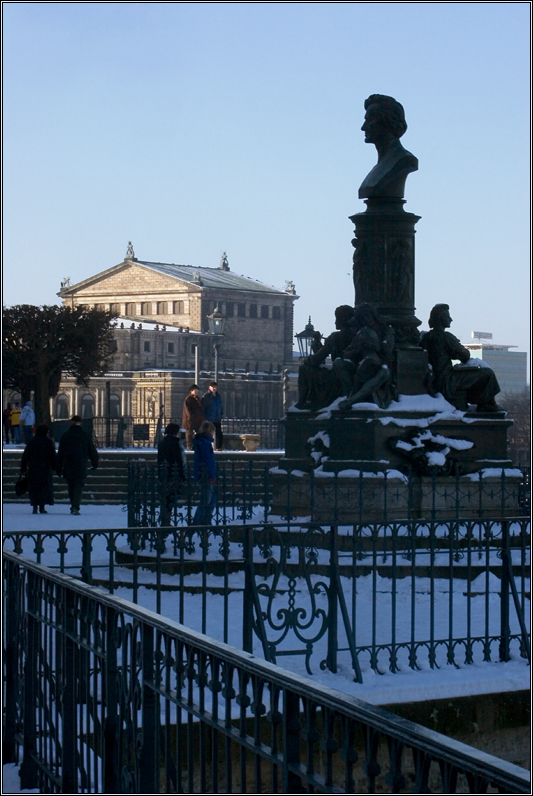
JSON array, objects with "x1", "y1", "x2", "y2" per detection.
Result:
[{"x1": 240, "y1": 434, "x2": 260, "y2": 452}]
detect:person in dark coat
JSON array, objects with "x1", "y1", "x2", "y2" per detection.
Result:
[
  {"x1": 157, "y1": 422, "x2": 186, "y2": 526},
  {"x1": 192, "y1": 420, "x2": 217, "y2": 526},
  {"x1": 56, "y1": 415, "x2": 99, "y2": 515},
  {"x1": 201, "y1": 381, "x2": 224, "y2": 450},
  {"x1": 3, "y1": 403, "x2": 13, "y2": 443},
  {"x1": 182, "y1": 384, "x2": 204, "y2": 451},
  {"x1": 20, "y1": 424, "x2": 56, "y2": 514}
]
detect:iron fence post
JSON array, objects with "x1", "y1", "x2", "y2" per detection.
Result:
[
  {"x1": 3, "y1": 559, "x2": 19, "y2": 763},
  {"x1": 326, "y1": 525, "x2": 339, "y2": 673},
  {"x1": 140, "y1": 623, "x2": 158, "y2": 793},
  {"x1": 243, "y1": 526, "x2": 254, "y2": 653},
  {"x1": 19, "y1": 571, "x2": 38, "y2": 791},
  {"x1": 282, "y1": 689, "x2": 304, "y2": 793},
  {"x1": 81, "y1": 532, "x2": 92, "y2": 583},
  {"x1": 104, "y1": 606, "x2": 121, "y2": 794},
  {"x1": 499, "y1": 520, "x2": 511, "y2": 662},
  {"x1": 62, "y1": 586, "x2": 78, "y2": 793}
]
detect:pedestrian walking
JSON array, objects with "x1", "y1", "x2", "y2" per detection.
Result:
[
  {"x1": 56, "y1": 415, "x2": 99, "y2": 515},
  {"x1": 182, "y1": 384, "x2": 204, "y2": 451},
  {"x1": 201, "y1": 381, "x2": 224, "y2": 450},
  {"x1": 157, "y1": 422, "x2": 186, "y2": 526},
  {"x1": 20, "y1": 424, "x2": 56, "y2": 514},
  {"x1": 10, "y1": 402, "x2": 22, "y2": 444},
  {"x1": 192, "y1": 420, "x2": 217, "y2": 526},
  {"x1": 3, "y1": 403, "x2": 13, "y2": 443},
  {"x1": 19, "y1": 401, "x2": 36, "y2": 444}
]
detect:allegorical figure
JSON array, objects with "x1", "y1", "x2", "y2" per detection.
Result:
[
  {"x1": 295, "y1": 305, "x2": 355, "y2": 410},
  {"x1": 334, "y1": 303, "x2": 395, "y2": 409},
  {"x1": 420, "y1": 304, "x2": 501, "y2": 412},
  {"x1": 338, "y1": 327, "x2": 392, "y2": 410},
  {"x1": 358, "y1": 94, "x2": 418, "y2": 199}
]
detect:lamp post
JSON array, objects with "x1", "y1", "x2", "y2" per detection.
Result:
[
  {"x1": 295, "y1": 317, "x2": 316, "y2": 359},
  {"x1": 207, "y1": 306, "x2": 227, "y2": 381}
]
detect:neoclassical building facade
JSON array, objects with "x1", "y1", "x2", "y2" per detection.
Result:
[{"x1": 48, "y1": 248, "x2": 299, "y2": 428}]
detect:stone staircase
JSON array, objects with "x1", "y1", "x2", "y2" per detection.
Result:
[{"x1": 3, "y1": 448, "x2": 283, "y2": 505}]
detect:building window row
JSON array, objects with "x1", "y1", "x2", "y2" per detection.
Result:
[
  {"x1": 88, "y1": 301, "x2": 190, "y2": 316},
  {"x1": 85, "y1": 300, "x2": 282, "y2": 319},
  {"x1": 55, "y1": 392, "x2": 122, "y2": 419},
  {"x1": 207, "y1": 302, "x2": 282, "y2": 319}
]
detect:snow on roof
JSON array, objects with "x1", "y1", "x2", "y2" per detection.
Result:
[{"x1": 135, "y1": 260, "x2": 292, "y2": 295}]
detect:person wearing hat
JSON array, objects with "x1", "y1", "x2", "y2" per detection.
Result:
[
  {"x1": 56, "y1": 415, "x2": 99, "y2": 515},
  {"x1": 201, "y1": 381, "x2": 224, "y2": 451},
  {"x1": 181, "y1": 384, "x2": 204, "y2": 451},
  {"x1": 157, "y1": 422, "x2": 186, "y2": 526}
]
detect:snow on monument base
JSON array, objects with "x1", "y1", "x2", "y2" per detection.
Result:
[{"x1": 271, "y1": 395, "x2": 520, "y2": 522}]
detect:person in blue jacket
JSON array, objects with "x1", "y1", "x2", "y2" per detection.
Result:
[
  {"x1": 201, "y1": 382, "x2": 223, "y2": 450},
  {"x1": 192, "y1": 420, "x2": 217, "y2": 525}
]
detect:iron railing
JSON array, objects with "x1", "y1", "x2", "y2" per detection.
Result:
[
  {"x1": 50, "y1": 416, "x2": 285, "y2": 449},
  {"x1": 3, "y1": 550, "x2": 530, "y2": 794},
  {"x1": 4, "y1": 519, "x2": 529, "y2": 682},
  {"x1": 128, "y1": 461, "x2": 530, "y2": 526}
]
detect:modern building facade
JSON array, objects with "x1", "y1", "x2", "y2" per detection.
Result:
[{"x1": 464, "y1": 342, "x2": 528, "y2": 395}]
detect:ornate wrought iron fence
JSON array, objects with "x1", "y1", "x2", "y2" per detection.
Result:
[
  {"x1": 128, "y1": 461, "x2": 529, "y2": 526},
  {"x1": 4, "y1": 551, "x2": 530, "y2": 794},
  {"x1": 3, "y1": 519, "x2": 529, "y2": 682}
]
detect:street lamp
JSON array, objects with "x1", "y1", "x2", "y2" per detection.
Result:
[
  {"x1": 295, "y1": 317, "x2": 316, "y2": 359},
  {"x1": 206, "y1": 306, "x2": 227, "y2": 381}
]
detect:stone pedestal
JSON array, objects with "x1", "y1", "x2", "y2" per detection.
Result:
[
  {"x1": 351, "y1": 197, "x2": 421, "y2": 347},
  {"x1": 280, "y1": 407, "x2": 513, "y2": 476},
  {"x1": 269, "y1": 470, "x2": 522, "y2": 523},
  {"x1": 271, "y1": 403, "x2": 520, "y2": 521}
]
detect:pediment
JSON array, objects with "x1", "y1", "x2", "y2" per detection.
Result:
[{"x1": 60, "y1": 262, "x2": 194, "y2": 299}]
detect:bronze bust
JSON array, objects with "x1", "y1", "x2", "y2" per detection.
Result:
[{"x1": 359, "y1": 94, "x2": 418, "y2": 199}]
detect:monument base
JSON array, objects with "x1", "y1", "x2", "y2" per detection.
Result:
[
  {"x1": 269, "y1": 470, "x2": 522, "y2": 522},
  {"x1": 270, "y1": 396, "x2": 519, "y2": 521}
]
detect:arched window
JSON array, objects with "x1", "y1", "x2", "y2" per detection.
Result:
[
  {"x1": 55, "y1": 394, "x2": 69, "y2": 419},
  {"x1": 81, "y1": 394, "x2": 95, "y2": 419},
  {"x1": 261, "y1": 305, "x2": 269, "y2": 318},
  {"x1": 141, "y1": 302, "x2": 152, "y2": 315},
  {"x1": 110, "y1": 303, "x2": 120, "y2": 314},
  {"x1": 249, "y1": 304, "x2": 258, "y2": 318},
  {"x1": 125, "y1": 303, "x2": 136, "y2": 316},
  {"x1": 109, "y1": 394, "x2": 121, "y2": 417},
  {"x1": 157, "y1": 301, "x2": 167, "y2": 315},
  {"x1": 173, "y1": 301, "x2": 184, "y2": 315},
  {"x1": 272, "y1": 306, "x2": 281, "y2": 320}
]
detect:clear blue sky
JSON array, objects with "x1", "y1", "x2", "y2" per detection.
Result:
[{"x1": 3, "y1": 2, "x2": 530, "y2": 373}]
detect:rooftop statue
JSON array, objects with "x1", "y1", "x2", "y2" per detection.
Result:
[
  {"x1": 420, "y1": 304, "x2": 501, "y2": 413},
  {"x1": 358, "y1": 94, "x2": 418, "y2": 199}
]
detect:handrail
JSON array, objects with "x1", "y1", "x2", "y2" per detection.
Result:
[{"x1": 3, "y1": 550, "x2": 530, "y2": 794}]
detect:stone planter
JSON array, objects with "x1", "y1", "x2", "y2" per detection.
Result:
[{"x1": 240, "y1": 434, "x2": 260, "y2": 452}]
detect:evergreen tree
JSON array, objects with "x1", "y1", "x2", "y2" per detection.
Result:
[{"x1": 3, "y1": 304, "x2": 117, "y2": 425}]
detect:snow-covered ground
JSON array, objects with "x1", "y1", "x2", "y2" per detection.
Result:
[
  {"x1": 3, "y1": 502, "x2": 529, "y2": 704},
  {"x1": 2, "y1": 502, "x2": 530, "y2": 793}
]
